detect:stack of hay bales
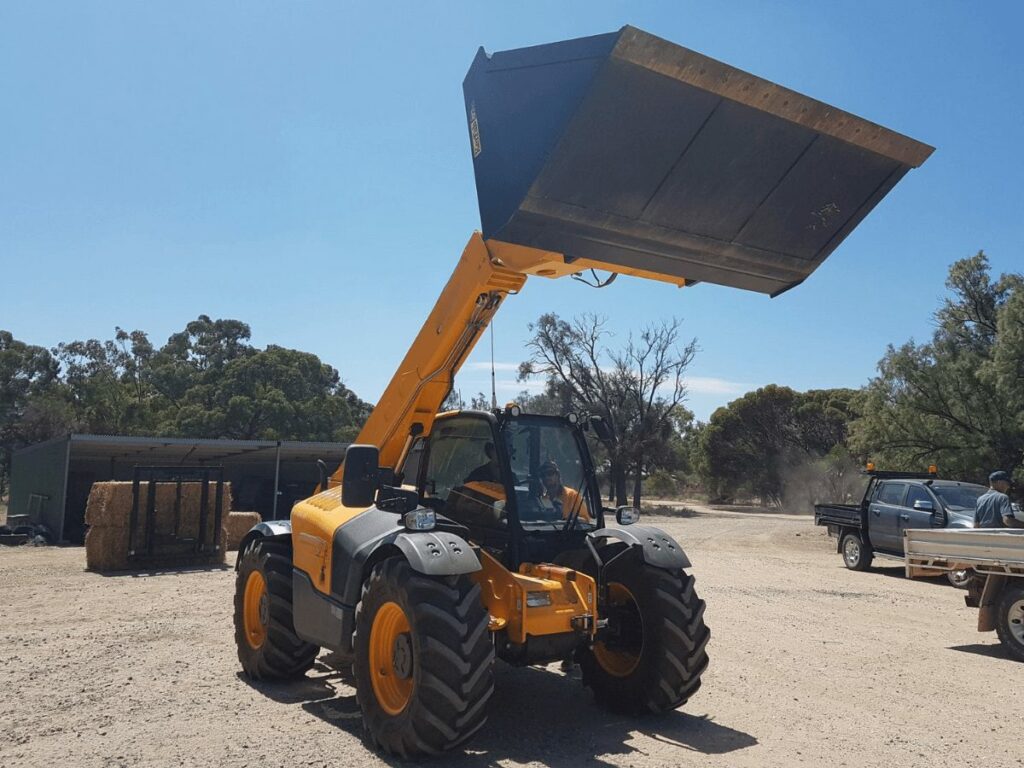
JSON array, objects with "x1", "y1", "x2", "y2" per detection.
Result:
[
  {"x1": 85, "y1": 481, "x2": 231, "y2": 571},
  {"x1": 222, "y1": 511, "x2": 262, "y2": 551}
]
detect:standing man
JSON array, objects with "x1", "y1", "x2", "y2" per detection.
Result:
[{"x1": 975, "y1": 471, "x2": 1024, "y2": 528}]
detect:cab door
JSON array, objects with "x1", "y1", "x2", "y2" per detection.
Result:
[
  {"x1": 867, "y1": 481, "x2": 907, "y2": 552},
  {"x1": 898, "y1": 485, "x2": 941, "y2": 553},
  {"x1": 415, "y1": 413, "x2": 510, "y2": 549}
]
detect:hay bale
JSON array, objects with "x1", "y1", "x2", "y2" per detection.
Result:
[
  {"x1": 83, "y1": 482, "x2": 118, "y2": 527},
  {"x1": 85, "y1": 481, "x2": 230, "y2": 541},
  {"x1": 84, "y1": 480, "x2": 231, "y2": 571},
  {"x1": 223, "y1": 511, "x2": 261, "y2": 551},
  {"x1": 85, "y1": 525, "x2": 131, "y2": 572}
]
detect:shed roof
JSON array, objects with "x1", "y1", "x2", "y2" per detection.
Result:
[{"x1": 17, "y1": 434, "x2": 348, "y2": 465}]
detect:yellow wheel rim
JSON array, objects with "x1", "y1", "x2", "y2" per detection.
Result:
[
  {"x1": 243, "y1": 570, "x2": 268, "y2": 650},
  {"x1": 593, "y1": 582, "x2": 642, "y2": 677},
  {"x1": 369, "y1": 601, "x2": 414, "y2": 715}
]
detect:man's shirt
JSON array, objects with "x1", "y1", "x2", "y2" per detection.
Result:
[
  {"x1": 975, "y1": 489, "x2": 1013, "y2": 528},
  {"x1": 536, "y1": 487, "x2": 593, "y2": 524}
]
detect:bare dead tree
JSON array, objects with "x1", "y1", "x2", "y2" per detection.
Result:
[{"x1": 519, "y1": 313, "x2": 697, "y2": 507}]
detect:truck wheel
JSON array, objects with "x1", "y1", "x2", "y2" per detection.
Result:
[
  {"x1": 947, "y1": 569, "x2": 973, "y2": 589},
  {"x1": 234, "y1": 537, "x2": 319, "y2": 679},
  {"x1": 994, "y1": 582, "x2": 1024, "y2": 662},
  {"x1": 353, "y1": 557, "x2": 494, "y2": 757},
  {"x1": 840, "y1": 531, "x2": 873, "y2": 571},
  {"x1": 581, "y1": 561, "x2": 710, "y2": 714}
]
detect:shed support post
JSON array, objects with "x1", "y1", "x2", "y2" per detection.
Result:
[{"x1": 272, "y1": 441, "x2": 282, "y2": 519}]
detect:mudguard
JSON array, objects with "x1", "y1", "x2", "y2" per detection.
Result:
[
  {"x1": 394, "y1": 531, "x2": 482, "y2": 576},
  {"x1": 234, "y1": 520, "x2": 292, "y2": 569},
  {"x1": 589, "y1": 525, "x2": 691, "y2": 570},
  {"x1": 332, "y1": 507, "x2": 482, "y2": 606}
]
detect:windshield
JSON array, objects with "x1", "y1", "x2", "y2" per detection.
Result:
[
  {"x1": 933, "y1": 483, "x2": 987, "y2": 511},
  {"x1": 502, "y1": 417, "x2": 598, "y2": 531}
]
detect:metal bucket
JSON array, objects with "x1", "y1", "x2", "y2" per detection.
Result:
[{"x1": 463, "y1": 26, "x2": 933, "y2": 296}]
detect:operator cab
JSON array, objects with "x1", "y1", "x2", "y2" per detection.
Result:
[{"x1": 400, "y1": 408, "x2": 603, "y2": 565}]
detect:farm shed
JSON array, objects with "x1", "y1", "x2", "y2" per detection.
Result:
[{"x1": 8, "y1": 434, "x2": 347, "y2": 543}]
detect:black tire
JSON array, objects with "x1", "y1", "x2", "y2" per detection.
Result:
[
  {"x1": 353, "y1": 557, "x2": 494, "y2": 757},
  {"x1": 234, "y1": 538, "x2": 319, "y2": 679},
  {"x1": 580, "y1": 559, "x2": 710, "y2": 714},
  {"x1": 840, "y1": 531, "x2": 873, "y2": 571},
  {"x1": 994, "y1": 582, "x2": 1024, "y2": 662}
]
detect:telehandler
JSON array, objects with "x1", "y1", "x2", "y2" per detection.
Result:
[{"x1": 232, "y1": 26, "x2": 932, "y2": 756}]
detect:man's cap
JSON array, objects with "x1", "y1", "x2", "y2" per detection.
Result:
[
  {"x1": 990, "y1": 470, "x2": 1012, "y2": 484},
  {"x1": 539, "y1": 460, "x2": 560, "y2": 475}
]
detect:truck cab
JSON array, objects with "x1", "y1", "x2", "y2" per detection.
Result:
[{"x1": 815, "y1": 470, "x2": 987, "y2": 584}]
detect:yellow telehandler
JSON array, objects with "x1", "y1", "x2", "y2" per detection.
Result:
[{"x1": 232, "y1": 26, "x2": 932, "y2": 757}]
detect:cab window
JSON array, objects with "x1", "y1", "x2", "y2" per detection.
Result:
[
  {"x1": 877, "y1": 482, "x2": 907, "y2": 506},
  {"x1": 422, "y1": 416, "x2": 505, "y2": 530},
  {"x1": 904, "y1": 485, "x2": 932, "y2": 509}
]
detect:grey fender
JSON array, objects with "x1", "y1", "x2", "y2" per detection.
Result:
[
  {"x1": 234, "y1": 520, "x2": 292, "y2": 569},
  {"x1": 589, "y1": 524, "x2": 691, "y2": 570},
  {"x1": 394, "y1": 531, "x2": 482, "y2": 576}
]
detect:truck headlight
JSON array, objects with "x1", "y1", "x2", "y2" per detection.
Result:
[{"x1": 404, "y1": 509, "x2": 436, "y2": 531}]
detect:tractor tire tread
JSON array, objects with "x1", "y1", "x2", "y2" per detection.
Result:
[
  {"x1": 234, "y1": 538, "x2": 319, "y2": 680},
  {"x1": 354, "y1": 558, "x2": 494, "y2": 758}
]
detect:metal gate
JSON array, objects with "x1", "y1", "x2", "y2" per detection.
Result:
[{"x1": 127, "y1": 466, "x2": 225, "y2": 564}]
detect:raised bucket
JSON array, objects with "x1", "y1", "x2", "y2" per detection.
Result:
[{"x1": 463, "y1": 26, "x2": 933, "y2": 296}]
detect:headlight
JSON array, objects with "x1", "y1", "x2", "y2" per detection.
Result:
[
  {"x1": 526, "y1": 591, "x2": 552, "y2": 608},
  {"x1": 403, "y1": 509, "x2": 436, "y2": 531}
]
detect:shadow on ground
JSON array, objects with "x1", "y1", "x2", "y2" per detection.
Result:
[
  {"x1": 242, "y1": 655, "x2": 757, "y2": 766},
  {"x1": 947, "y1": 643, "x2": 1017, "y2": 661},
  {"x1": 94, "y1": 563, "x2": 231, "y2": 578},
  {"x1": 869, "y1": 566, "x2": 962, "y2": 589}
]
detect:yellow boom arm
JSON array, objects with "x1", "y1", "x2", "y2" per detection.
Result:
[{"x1": 339, "y1": 233, "x2": 687, "y2": 477}]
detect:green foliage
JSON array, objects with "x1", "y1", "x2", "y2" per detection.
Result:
[
  {"x1": 691, "y1": 385, "x2": 860, "y2": 507},
  {"x1": 0, "y1": 331, "x2": 61, "y2": 495},
  {"x1": 850, "y1": 253, "x2": 1024, "y2": 483},
  {"x1": 0, "y1": 317, "x2": 372, "y2": 490}
]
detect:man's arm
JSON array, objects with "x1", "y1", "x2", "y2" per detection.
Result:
[{"x1": 999, "y1": 496, "x2": 1024, "y2": 528}]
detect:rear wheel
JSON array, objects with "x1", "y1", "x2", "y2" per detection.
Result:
[
  {"x1": 234, "y1": 538, "x2": 319, "y2": 679},
  {"x1": 581, "y1": 559, "x2": 709, "y2": 714},
  {"x1": 841, "y1": 531, "x2": 873, "y2": 571},
  {"x1": 353, "y1": 558, "x2": 494, "y2": 757},
  {"x1": 947, "y1": 568, "x2": 973, "y2": 589},
  {"x1": 994, "y1": 582, "x2": 1024, "y2": 662}
]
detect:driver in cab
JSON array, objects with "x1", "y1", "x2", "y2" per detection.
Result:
[{"x1": 536, "y1": 460, "x2": 591, "y2": 522}]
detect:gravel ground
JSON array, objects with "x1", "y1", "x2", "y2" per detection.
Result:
[{"x1": 1, "y1": 505, "x2": 1020, "y2": 768}]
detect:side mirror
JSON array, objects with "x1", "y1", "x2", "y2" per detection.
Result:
[
  {"x1": 590, "y1": 415, "x2": 614, "y2": 443},
  {"x1": 342, "y1": 444, "x2": 381, "y2": 508},
  {"x1": 913, "y1": 499, "x2": 935, "y2": 512},
  {"x1": 616, "y1": 506, "x2": 640, "y2": 525}
]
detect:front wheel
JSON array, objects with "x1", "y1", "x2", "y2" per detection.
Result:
[
  {"x1": 994, "y1": 582, "x2": 1024, "y2": 662},
  {"x1": 353, "y1": 558, "x2": 494, "y2": 757},
  {"x1": 581, "y1": 560, "x2": 710, "y2": 714},
  {"x1": 840, "y1": 531, "x2": 873, "y2": 571},
  {"x1": 233, "y1": 538, "x2": 319, "y2": 679}
]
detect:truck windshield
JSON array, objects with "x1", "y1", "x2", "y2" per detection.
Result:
[
  {"x1": 933, "y1": 484, "x2": 987, "y2": 512},
  {"x1": 501, "y1": 417, "x2": 597, "y2": 530}
]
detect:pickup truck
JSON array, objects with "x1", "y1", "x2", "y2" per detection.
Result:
[
  {"x1": 905, "y1": 528, "x2": 1024, "y2": 661},
  {"x1": 814, "y1": 469, "x2": 987, "y2": 587}
]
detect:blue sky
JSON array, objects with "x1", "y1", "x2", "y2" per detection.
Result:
[{"x1": 2, "y1": 1, "x2": 1022, "y2": 420}]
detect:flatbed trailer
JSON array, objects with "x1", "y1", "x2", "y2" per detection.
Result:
[{"x1": 905, "y1": 528, "x2": 1024, "y2": 661}]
